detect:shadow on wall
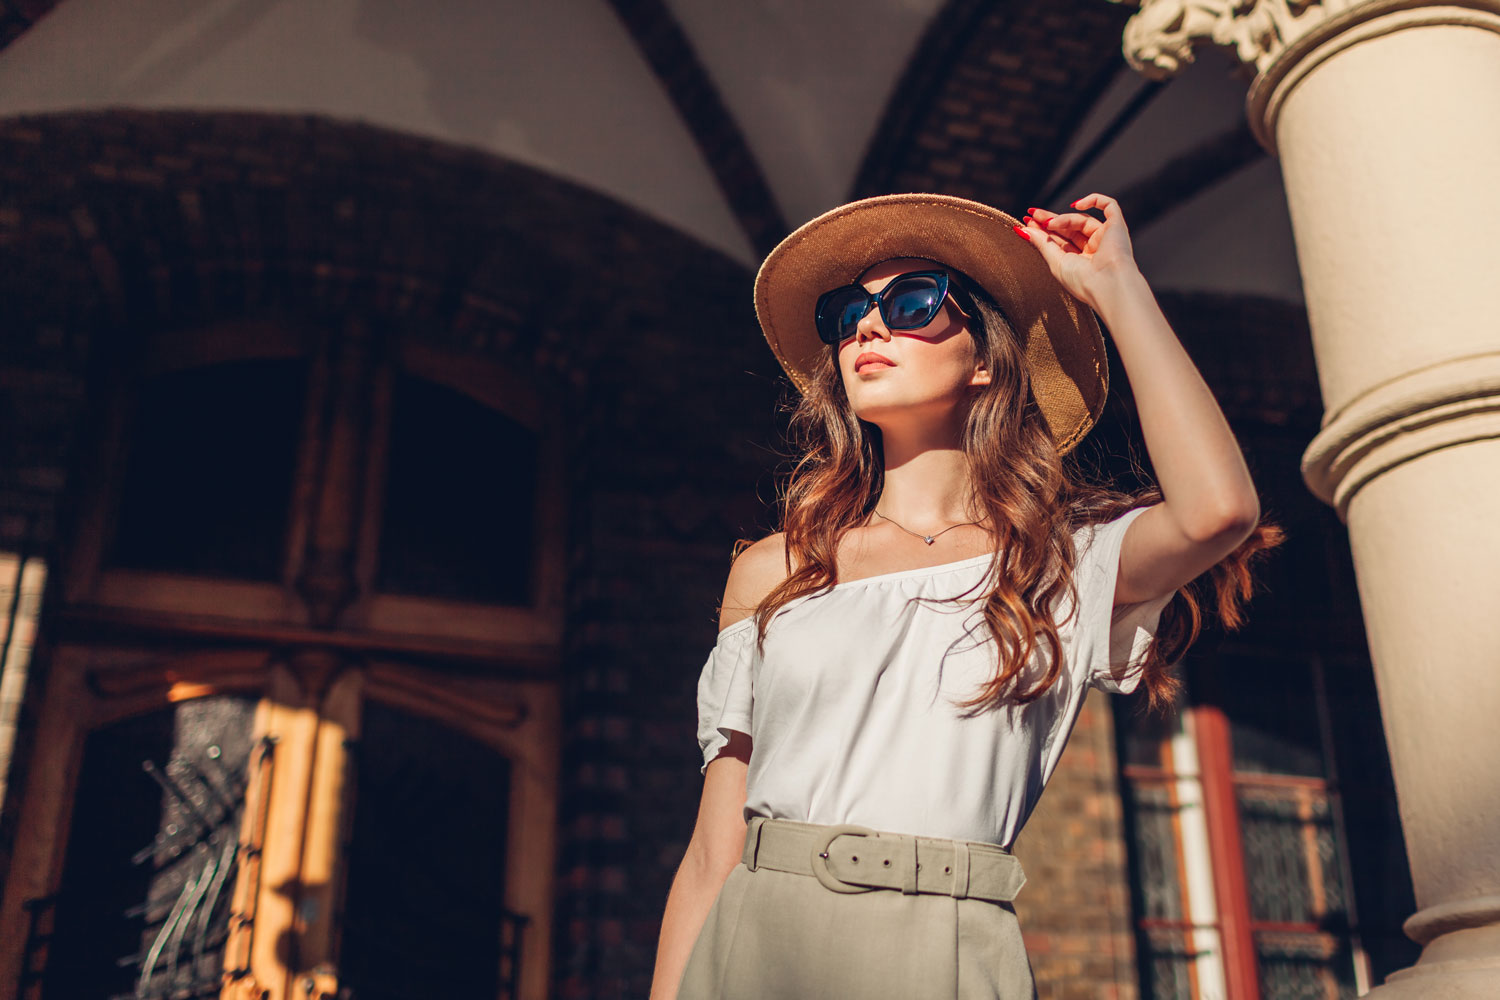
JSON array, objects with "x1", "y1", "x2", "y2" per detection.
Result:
[
  {"x1": 352, "y1": 0, "x2": 563, "y2": 155},
  {"x1": 12, "y1": 0, "x2": 284, "y2": 104},
  {"x1": 350, "y1": 0, "x2": 686, "y2": 182}
]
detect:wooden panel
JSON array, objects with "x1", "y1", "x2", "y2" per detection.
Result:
[{"x1": 1193, "y1": 704, "x2": 1261, "y2": 1000}]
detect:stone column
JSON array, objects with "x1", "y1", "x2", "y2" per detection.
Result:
[{"x1": 1109, "y1": 1, "x2": 1500, "y2": 996}]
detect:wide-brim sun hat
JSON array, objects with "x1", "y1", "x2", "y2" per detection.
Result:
[{"x1": 753, "y1": 192, "x2": 1109, "y2": 456}]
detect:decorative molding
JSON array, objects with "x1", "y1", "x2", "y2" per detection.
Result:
[
  {"x1": 1402, "y1": 894, "x2": 1500, "y2": 947},
  {"x1": 1110, "y1": 0, "x2": 1500, "y2": 79},
  {"x1": 1105, "y1": 0, "x2": 1359, "y2": 78},
  {"x1": 1246, "y1": 1, "x2": 1500, "y2": 151},
  {"x1": 1301, "y1": 350, "x2": 1500, "y2": 516},
  {"x1": 1107, "y1": 1, "x2": 1500, "y2": 149}
]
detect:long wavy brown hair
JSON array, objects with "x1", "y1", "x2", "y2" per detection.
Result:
[{"x1": 733, "y1": 268, "x2": 1283, "y2": 716}]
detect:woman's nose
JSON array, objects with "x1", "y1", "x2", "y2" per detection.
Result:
[{"x1": 855, "y1": 303, "x2": 891, "y2": 343}]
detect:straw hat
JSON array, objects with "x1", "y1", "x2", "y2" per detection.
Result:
[{"x1": 752, "y1": 193, "x2": 1109, "y2": 456}]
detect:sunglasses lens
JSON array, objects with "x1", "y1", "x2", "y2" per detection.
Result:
[
  {"x1": 817, "y1": 286, "x2": 872, "y2": 343},
  {"x1": 882, "y1": 275, "x2": 945, "y2": 330}
]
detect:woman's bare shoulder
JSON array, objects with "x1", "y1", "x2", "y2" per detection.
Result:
[{"x1": 718, "y1": 532, "x2": 792, "y2": 633}]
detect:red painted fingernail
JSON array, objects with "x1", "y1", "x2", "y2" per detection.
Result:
[
  {"x1": 1027, "y1": 207, "x2": 1043, "y2": 217},
  {"x1": 1011, "y1": 224, "x2": 1031, "y2": 242},
  {"x1": 1070, "y1": 199, "x2": 1081, "y2": 208}
]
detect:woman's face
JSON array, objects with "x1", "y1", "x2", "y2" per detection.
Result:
[{"x1": 835, "y1": 257, "x2": 991, "y2": 425}]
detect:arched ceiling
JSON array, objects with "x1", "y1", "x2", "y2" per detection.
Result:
[
  {"x1": 660, "y1": 0, "x2": 947, "y2": 229},
  {"x1": 854, "y1": 0, "x2": 1132, "y2": 207},
  {"x1": 0, "y1": 0, "x2": 1303, "y2": 301},
  {"x1": 0, "y1": 0, "x2": 759, "y2": 261},
  {"x1": 605, "y1": 0, "x2": 789, "y2": 255},
  {"x1": 0, "y1": 1, "x2": 58, "y2": 49}
]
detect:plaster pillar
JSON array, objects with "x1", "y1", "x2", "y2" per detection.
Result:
[{"x1": 1110, "y1": 1, "x2": 1500, "y2": 995}]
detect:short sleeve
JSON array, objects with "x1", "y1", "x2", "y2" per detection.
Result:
[
  {"x1": 1071, "y1": 505, "x2": 1175, "y2": 694},
  {"x1": 695, "y1": 618, "x2": 755, "y2": 774}
]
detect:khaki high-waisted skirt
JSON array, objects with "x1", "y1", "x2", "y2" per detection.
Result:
[{"x1": 676, "y1": 816, "x2": 1037, "y2": 999}]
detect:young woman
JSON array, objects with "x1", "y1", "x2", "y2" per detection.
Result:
[{"x1": 649, "y1": 192, "x2": 1280, "y2": 999}]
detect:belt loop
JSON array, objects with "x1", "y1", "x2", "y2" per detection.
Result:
[
  {"x1": 949, "y1": 841, "x2": 971, "y2": 899},
  {"x1": 901, "y1": 835, "x2": 919, "y2": 894},
  {"x1": 744, "y1": 816, "x2": 765, "y2": 871}
]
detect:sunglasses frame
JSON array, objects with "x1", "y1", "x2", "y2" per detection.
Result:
[{"x1": 814, "y1": 269, "x2": 980, "y2": 346}]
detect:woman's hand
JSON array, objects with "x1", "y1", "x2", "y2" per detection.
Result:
[
  {"x1": 1014, "y1": 195, "x2": 1263, "y2": 611},
  {"x1": 1013, "y1": 193, "x2": 1141, "y2": 312}
]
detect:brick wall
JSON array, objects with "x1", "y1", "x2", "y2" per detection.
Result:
[
  {"x1": 0, "y1": 108, "x2": 786, "y2": 1000},
  {"x1": 1013, "y1": 696, "x2": 1140, "y2": 1000},
  {"x1": 855, "y1": 0, "x2": 1133, "y2": 211}
]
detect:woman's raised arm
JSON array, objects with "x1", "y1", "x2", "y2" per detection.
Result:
[{"x1": 1019, "y1": 194, "x2": 1260, "y2": 606}]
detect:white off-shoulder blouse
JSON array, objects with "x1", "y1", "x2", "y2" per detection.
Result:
[{"x1": 694, "y1": 504, "x2": 1174, "y2": 850}]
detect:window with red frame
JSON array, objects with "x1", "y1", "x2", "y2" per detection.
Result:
[{"x1": 1112, "y1": 644, "x2": 1385, "y2": 1000}]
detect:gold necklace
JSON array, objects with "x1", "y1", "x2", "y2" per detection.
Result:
[{"x1": 872, "y1": 507, "x2": 988, "y2": 546}]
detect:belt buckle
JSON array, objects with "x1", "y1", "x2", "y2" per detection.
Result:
[{"x1": 810, "y1": 823, "x2": 879, "y2": 894}]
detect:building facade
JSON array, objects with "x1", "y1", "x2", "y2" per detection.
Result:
[{"x1": 1, "y1": 1, "x2": 1485, "y2": 997}]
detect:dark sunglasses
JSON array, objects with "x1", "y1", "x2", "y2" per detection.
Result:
[{"x1": 814, "y1": 270, "x2": 978, "y2": 345}]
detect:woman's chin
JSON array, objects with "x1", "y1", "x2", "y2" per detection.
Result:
[
  {"x1": 849, "y1": 390, "x2": 927, "y2": 419},
  {"x1": 848, "y1": 384, "x2": 968, "y2": 423}
]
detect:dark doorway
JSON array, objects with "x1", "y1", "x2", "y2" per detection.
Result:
[
  {"x1": 34, "y1": 694, "x2": 257, "y2": 1000},
  {"x1": 338, "y1": 699, "x2": 519, "y2": 999}
]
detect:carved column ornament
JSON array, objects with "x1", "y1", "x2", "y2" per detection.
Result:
[
  {"x1": 1106, "y1": 0, "x2": 1354, "y2": 77},
  {"x1": 1107, "y1": 0, "x2": 1500, "y2": 149}
]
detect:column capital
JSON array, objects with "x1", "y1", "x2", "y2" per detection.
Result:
[
  {"x1": 1107, "y1": 0, "x2": 1500, "y2": 149},
  {"x1": 1106, "y1": 0, "x2": 1354, "y2": 79}
]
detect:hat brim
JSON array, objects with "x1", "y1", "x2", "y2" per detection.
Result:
[{"x1": 753, "y1": 193, "x2": 1108, "y2": 455}]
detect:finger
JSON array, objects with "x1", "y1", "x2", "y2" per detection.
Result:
[
  {"x1": 1040, "y1": 213, "x2": 1100, "y2": 235},
  {"x1": 1035, "y1": 213, "x2": 1100, "y2": 252},
  {"x1": 1023, "y1": 217, "x2": 1072, "y2": 267},
  {"x1": 1070, "y1": 192, "x2": 1124, "y2": 225},
  {"x1": 1033, "y1": 219, "x2": 1086, "y2": 253},
  {"x1": 1023, "y1": 206, "x2": 1088, "y2": 241},
  {"x1": 1024, "y1": 216, "x2": 1074, "y2": 253},
  {"x1": 1025, "y1": 207, "x2": 1097, "y2": 234}
]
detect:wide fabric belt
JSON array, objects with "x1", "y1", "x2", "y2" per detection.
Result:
[{"x1": 741, "y1": 816, "x2": 1027, "y2": 903}]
